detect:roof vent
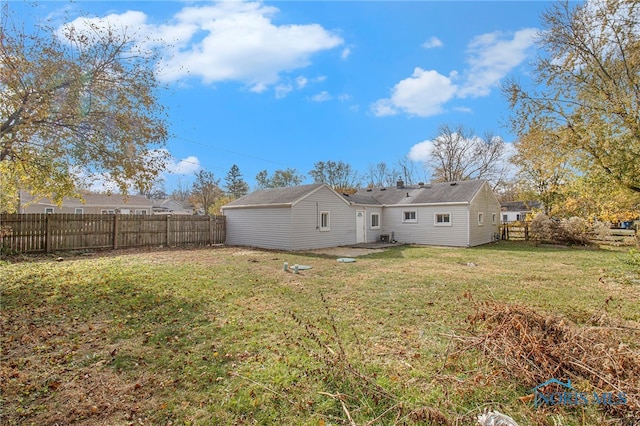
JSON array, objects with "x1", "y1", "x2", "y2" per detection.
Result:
[
  {"x1": 450, "y1": 182, "x2": 457, "y2": 186},
  {"x1": 418, "y1": 182, "x2": 425, "y2": 187},
  {"x1": 406, "y1": 192, "x2": 409, "y2": 197},
  {"x1": 380, "y1": 188, "x2": 386, "y2": 191},
  {"x1": 396, "y1": 179, "x2": 404, "y2": 189},
  {"x1": 366, "y1": 188, "x2": 372, "y2": 192}
]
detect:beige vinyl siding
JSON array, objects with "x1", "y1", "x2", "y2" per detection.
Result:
[
  {"x1": 468, "y1": 182, "x2": 501, "y2": 247},
  {"x1": 290, "y1": 186, "x2": 354, "y2": 250},
  {"x1": 382, "y1": 205, "x2": 469, "y2": 247},
  {"x1": 224, "y1": 207, "x2": 292, "y2": 250}
]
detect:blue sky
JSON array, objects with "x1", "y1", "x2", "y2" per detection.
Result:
[{"x1": 15, "y1": 1, "x2": 553, "y2": 193}]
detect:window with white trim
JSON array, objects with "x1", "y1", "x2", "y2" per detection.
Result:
[
  {"x1": 434, "y1": 213, "x2": 451, "y2": 226},
  {"x1": 370, "y1": 213, "x2": 380, "y2": 229},
  {"x1": 478, "y1": 212, "x2": 484, "y2": 226},
  {"x1": 45, "y1": 208, "x2": 54, "y2": 214},
  {"x1": 320, "y1": 211, "x2": 330, "y2": 231},
  {"x1": 492, "y1": 213, "x2": 497, "y2": 225},
  {"x1": 402, "y1": 210, "x2": 417, "y2": 223},
  {"x1": 101, "y1": 209, "x2": 116, "y2": 214},
  {"x1": 135, "y1": 209, "x2": 148, "y2": 215},
  {"x1": 75, "y1": 208, "x2": 84, "y2": 214}
]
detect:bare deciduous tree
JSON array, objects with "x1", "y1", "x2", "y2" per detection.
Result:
[
  {"x1": 309, "y1": 160, "x2": 361, "y2": 193},
  {"x1": 190, "y1": 170, "x2": 223, "y2": 214},
  {"x1": 425, "y1": 124, "x2": 509, "y2": 188}
]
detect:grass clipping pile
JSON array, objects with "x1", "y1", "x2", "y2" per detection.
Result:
[{"x1": 457, "y1": 302, "x2": 639, "y2": 421}]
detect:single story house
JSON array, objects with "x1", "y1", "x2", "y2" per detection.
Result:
[
  {"x1": 500, "y1": 201, "x2": 542, "y2": 223},
  {"x1": 19, "y1": 191, "x2": 153, "y2": 215},
  {"x1": 152, "y1": 199, "x2": 193, "y2": 215},
  {"x1": 222, "y1": 179, "x2": 501, "y2": 251}
]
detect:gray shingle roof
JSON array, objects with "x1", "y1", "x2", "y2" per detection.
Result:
[
  {"x1": 500, "y1": 201, "x2": 542, "y2": 211},
  {"x1": 349, "y1": 180, "x2": 486, "y2": 205},
  {"x1": 222, "y1": 183, "x2": 326, "y2": 208},
  {"x1": 223, "y1": 180, "x2": 487, "y2": 209}
]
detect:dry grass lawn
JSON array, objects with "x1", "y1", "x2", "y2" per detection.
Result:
[{"x1": 1, "y1": 242, "x2": 639, "y2": 425}]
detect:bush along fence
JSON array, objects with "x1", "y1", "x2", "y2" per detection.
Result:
[
  {"x1": 0, "y1": 213, "x2": 225, "y2": 254},
  {"x1": 500, "y1": 220, "x2": 638, "y2": 246}
]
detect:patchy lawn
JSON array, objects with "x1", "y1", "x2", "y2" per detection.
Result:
[{"x1": 1, "y1": 242, "x2": 638, "y2": 425}]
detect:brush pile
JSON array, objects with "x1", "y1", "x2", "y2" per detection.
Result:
[{"x1": 456, "y1": 302, "x2": 640, "y2": 422}]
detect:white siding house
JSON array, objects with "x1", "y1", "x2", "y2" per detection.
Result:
[
  {"x1": 222, "y1": 180, "x2": 501, "y2": 251},
  {"x1": 222, "y1": 183, "x2": 356, "y2": 251},
  {"x1": 347, "y1": 180, "x2": 500, "y2": 248}
]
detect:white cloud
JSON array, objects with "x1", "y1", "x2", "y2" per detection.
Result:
[
  {"x1": 422, "y1": 36, "x2": 443, "y2": 49},
  {"x1": 60, "y1": 2, "x2": 343, "y2": 92},
  {"x1": 295, "y1": 75, "x2": 308, "y2": 89},
  {"x1": 459, "y1": 28, "x2": 537, "y2": 97},
  {"x1": 310, "y1": 91, "x2": 332, "y2": 102},
  {"x1": 371, "y1": 28, "x2": 537, "y2": 118},
  {"x1": 158, "y1": 2, "x2": 343, "y2": 90},
  {"x1": 166, "y1": 156, "x2": 201, "y2": 175},
  {"x1": 407, "y1": 139, "x2": 435, "y2": 162},
  {"x1": 372, "y1": 68, "x2": 458, "y2": 117},
  {"x1": 275, "y1": 84, "x2": 293, "y2": 99},
  {"x1": 341, "y1": 47, "x2": 352, "y2": 59}
]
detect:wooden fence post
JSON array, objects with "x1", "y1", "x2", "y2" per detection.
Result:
[
  {"x1": 165, "y1": 214, "x2": 171, "y2": 247},
  {"x1": 208, "y1": 215, "x2": 213, "y2": 246},
  {"x1": 45, "y1": 213, "x2": 52, "y2": 253},
  {"x1": 113, "y1": 214, "x2": 119, "y2": 249}
]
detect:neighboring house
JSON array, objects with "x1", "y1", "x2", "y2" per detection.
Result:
[
  {"x1": 500, "y1": 201, "x2": 542, "y2": 223},
  {"x1": 152, "y1": 199, "x2": 193, "y2": 215},
  {"x1": 222, "y1": 179, "x2": 501, "y2": 251},
  {"x1": 19, "y1": 191, "x2": 153, "y2": 215}
]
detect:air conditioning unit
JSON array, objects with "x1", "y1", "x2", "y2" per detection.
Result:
[{"x1": 380, "y1": 234, "x2": 390, "y2": 243}]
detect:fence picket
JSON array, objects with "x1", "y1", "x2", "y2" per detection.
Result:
[{"x1": 0, "y1": 214, "x2": 225, "y2": 254}]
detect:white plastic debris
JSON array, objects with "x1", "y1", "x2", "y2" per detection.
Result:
[{"x1": 477, "y1": 410, "x2": 520, "y2": 426}]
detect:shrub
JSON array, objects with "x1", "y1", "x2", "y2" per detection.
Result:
[{"x1": 529, "y1": 214, "x2": 603, "y2": 245}]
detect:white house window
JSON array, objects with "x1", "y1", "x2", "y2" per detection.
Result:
[
  {"x1": 75, "y1": 208, "x2": 84, "y2": 214},
  {"x1": 135, "y1": 209, "x2": 148, "y2": 215},
  {"x1": 402, "y1": 211, "x2": 417, "y2": 223},
  {"x1": 435, "y1": 213, "x2": 451, "y2": 226},
  {"x1": 101, "y1": 209, "x2": 116, "y2": 214},
  {"x1": 320, "y1": 211, "x2": 330, "y2": 231},
  {"x1": 492, "y1": 213, "x2": 497, "y2": 225},
  {"x1": 502, "y1": 214, "x2": 508, "y2": 222},
  {"x1": 370, "y1": 213, "x2": 380, "y2": 229},
  {"x1": 478, "y1": 212, "x2": 484, "y2": 226},
  {"x1": 45, "y1": 208, "x2": 54, "y2": 214}
]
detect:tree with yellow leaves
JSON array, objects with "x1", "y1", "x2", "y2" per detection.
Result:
[
  {"x1": 505, "y1": 0, "x2": 640, "y2": 194},
  {"x1": 1, "y1": 4, "x2": 168, "y2": 212}
]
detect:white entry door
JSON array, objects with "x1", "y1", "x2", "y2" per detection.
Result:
[{"x1": 355, "y1": 210, "x2": 365, "y2": 243}]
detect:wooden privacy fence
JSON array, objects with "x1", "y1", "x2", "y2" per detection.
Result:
[
  {"x1": 0, "y1": 213, "x2": 225, "y2": 254},
  {"x1": 500, "y1": 222, "x2": 529, "y2": 241}
]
